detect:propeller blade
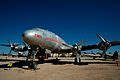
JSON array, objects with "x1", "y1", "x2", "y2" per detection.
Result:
[
  {"x1": 23, "y1": 42, "x2": 27, "y2": 47},
  {"x1": 7, "y1": 40, "x2": 19, "y2": 46},
  {"x1": 13, "y1": 43, "x2": 20, "y2": 46},
  {"x1": 97, "y1": 34, "x2": 106, "y2": 42},
  {"x1": 8, "y1": 49, "x2": 12, "y2": 55},
  {"x1": 76, "y1": 40, "x2": 85, "y2": 46},
  {"x1": 7, "y1": 40, "x2": 12, "y2": 45},
  {"x1": 22, "y1": 41, "x2": 31, "y2": 51}
]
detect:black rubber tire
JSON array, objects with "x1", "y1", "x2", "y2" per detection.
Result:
[
  {"x1": 74, "y1": 58, "x2": 77, "y2": 64},
  {"x1": 79, "y1": 58, "x2": 81, "y2": 63},
  {"x1": 32, "y1": 62, "x2": 37, "y2": 70},
  {"x1": 29, "y1": 62, "x2": 37, "y2": 70}
]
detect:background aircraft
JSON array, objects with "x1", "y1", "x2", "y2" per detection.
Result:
[{"x1": 21, "y1": 28, "x2": 120, "y2": 69}]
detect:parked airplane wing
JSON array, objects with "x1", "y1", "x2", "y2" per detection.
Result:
[
  {"x1": 60, "y1": 44, "x2": 98, "y2": 53},
  {"x1": 81, "y1": 44, "x2": 98, "y2": 51},
  {"x1": 110, "y1": 41, "x2": 120, "y2": 46},
  {"x1": 0, "y1": 44, "x2": 11, "y2": 47},
  {"x1": 61, "y1": 40, "x2": 120, "y2": 53}
]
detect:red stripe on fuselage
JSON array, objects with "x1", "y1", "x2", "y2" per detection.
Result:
[
  {"x1": 45, "y1": 37, "x2": 62, "y2": 44},
  {"x1": 33, "y1": 33, "x2": 62, "y2": 45}
]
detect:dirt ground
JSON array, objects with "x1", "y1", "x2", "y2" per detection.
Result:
[{"x1": 0, "y1": 57, "x2": 120, "y2": 80}]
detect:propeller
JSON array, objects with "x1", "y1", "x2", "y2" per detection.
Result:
[
  {"x1": 97, "y1": 34, "x2": 111, "y2": 51},
  {"x1": 97, "y1": 34, "x2": 107, "y2": 42},
  {"x1": 72, "y1": 43, "x2": 82, "y2": 51},
  {"x1": 23, "y1": 42, "x2": 31, "y2": 51},
  {"x1": 72, "y1": 40, "x2": 86, "y2": 52},
  {"x1": 7, "y1": 40, "x2": 17, "y2": 55},
  {"x1": 22, "y1": 41, "x2": 32, "y2": 63},
  {"x1": 0, "y1": 40, "x2": 19, "y2": 55},
  {"x1": 62, "y1": 41, "x2": 82, "y2": 51},
  {"x1": 97, "y1": 34, "x2": 112, "y2": 59}
]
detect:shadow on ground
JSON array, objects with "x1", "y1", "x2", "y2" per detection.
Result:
[
  {"x1": 0, "y1": 58, "x2": 89, "y2": 69},
  {"x1": 0, "y1": 58, "x2": 118, "y2": 69}
]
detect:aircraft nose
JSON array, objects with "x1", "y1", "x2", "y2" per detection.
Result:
[
  {"x1": 22, "y1": 30, "x2": 34, "y2": 43},
  {"x1": 22, "y1": 31, "x2": 28, "y2": 42},
  {"x1": 22, "y1": 33, "x2": 25, "y2": 38}
]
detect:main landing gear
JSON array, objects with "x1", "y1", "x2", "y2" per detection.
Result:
[
  {"x1": 28, "y1": 50, "x2": 37, "y2": 70},
  {"x1": 28, "y1": 62, "x2": 37, "y2": 70},
  {"x1": 74, "y1": 51, "x2": 81, "y2": 64},
  {"x1": 26, "y1": 47, "x2": 46, "y2": 70}
]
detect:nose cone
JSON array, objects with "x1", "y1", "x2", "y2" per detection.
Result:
[
  {"x1": 22, "y1": 33, "x2": 25, "y2": 38},
  {"x1": 22, "y1": 30, "x2": 34, "y2": 44}
]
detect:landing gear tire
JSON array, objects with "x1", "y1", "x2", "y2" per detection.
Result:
[
  {"x1": 53, "y1": 58, "x2": 59, "y2": 64},
  {"x1": 74, "y1": 58, "x2": 81, "y2": 64},
  {"x1": 29, "y1": 62, "x2": 37, "y2": 70},
  {"x1": 38, "y1": 58, "x2": 44, "y2": 64},
  {"x1": 79, "y1": 58, "x2": 81, "y2": 63},
  {"x1": 75, "y1": 58, "x2": 77, "y2": 64}
]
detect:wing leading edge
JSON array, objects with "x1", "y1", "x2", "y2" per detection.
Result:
[{"x1": 60, "y1": 41, "x2": 120, "y2": 53}]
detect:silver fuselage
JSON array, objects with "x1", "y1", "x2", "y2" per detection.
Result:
[{"x1": 22, "y1": 28, "x2": 70, "y2": 52}]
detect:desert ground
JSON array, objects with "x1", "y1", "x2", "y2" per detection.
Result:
[{"x1": 0, "y1": 56, "x2": 120, "y2": 80}]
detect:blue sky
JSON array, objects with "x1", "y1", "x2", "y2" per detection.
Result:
[{"x1": 0, "y1": 0, "x2": 120, "y2": 54}]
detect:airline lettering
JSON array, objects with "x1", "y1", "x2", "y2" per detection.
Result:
[{"x1": 34, "y1": 34, "x2": 42, "y2": 39}]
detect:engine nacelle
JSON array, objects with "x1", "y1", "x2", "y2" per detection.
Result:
[{"x1": 98, "y1": 41, "x2": 111, "y2": 51}]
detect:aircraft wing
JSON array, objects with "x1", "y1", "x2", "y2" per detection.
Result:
[
  {"x1": 60, "y1": 44, "x2": 98, "y2": 53},
  {"x1": 60, "y1": 40, "x2": 120, "y2": 53},
  {"x1": 110, "y1": 41, "x2": 120, "y2": 46},
  {"x1": 81, "y1": 44, "x2": 98, "y2": 51},
  {"x1": 0, "y1": 44, "x2": 11, "y2": 47}
]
